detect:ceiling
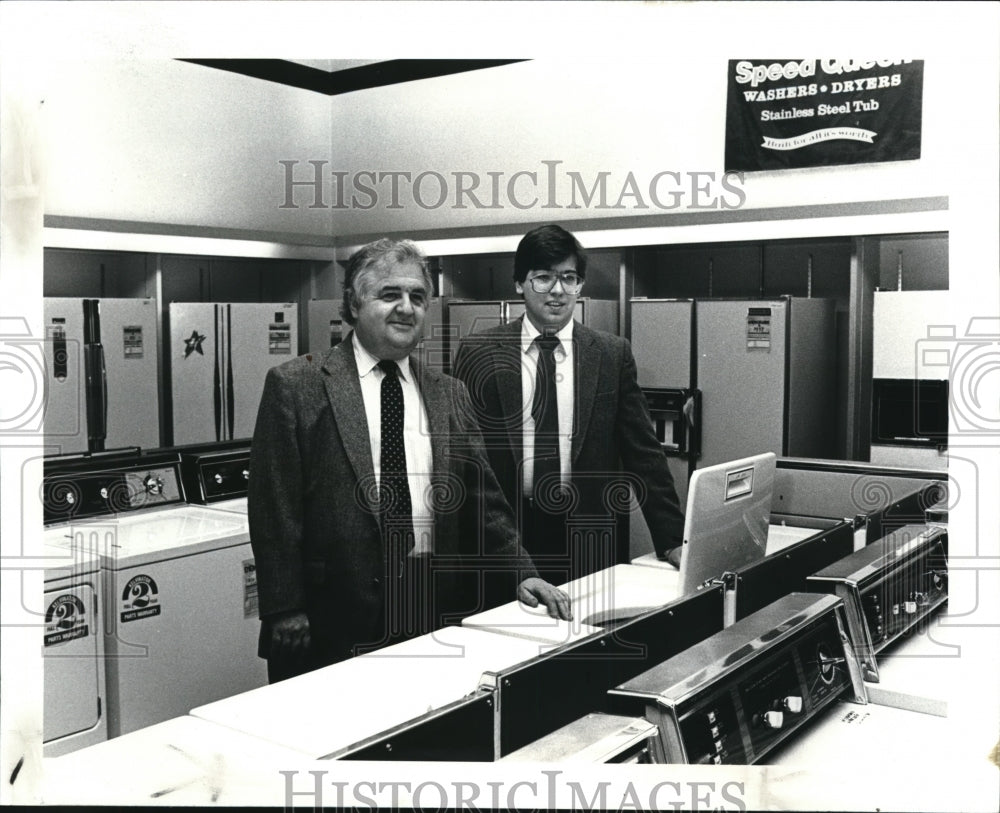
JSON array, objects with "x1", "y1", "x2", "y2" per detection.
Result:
[{"x1": 179, "y1": 59, "x2": 526, "y2": 96}]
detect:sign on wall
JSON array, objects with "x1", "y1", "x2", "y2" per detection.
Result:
[{"x1": 725, "y1": 59, "x2": 924, "y2": 172}]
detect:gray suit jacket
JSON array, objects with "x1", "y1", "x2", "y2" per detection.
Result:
[
  {"x1": 453, "y1": 318, "x2": 684, "y2": 563},
  {"x1": 248, "y1": 336, "x2": 538, "y2": 665}
]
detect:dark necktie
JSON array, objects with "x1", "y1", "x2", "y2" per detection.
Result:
[
  {"x1": 378, "y1": 359, "x2": 414, "y2": 558},
  {"x1": 531, "y1": 334, "x2": 561, "y2": 499}
]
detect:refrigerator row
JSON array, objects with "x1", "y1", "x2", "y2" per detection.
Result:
[
  {"x1": 43, "y1": 296, "x2": 839, "y2": 476},
  {"x1": 44, "y1": 298, "x2": 298, "y2": 454},
  {"x1": 41, "y1": 296, "x2": 618, "y2": 455}
]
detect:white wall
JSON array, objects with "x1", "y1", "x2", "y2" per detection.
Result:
[
  {"x1": 327, "y1": 55, "x2": 957, "y2": 237},
  {"x1": 40, "y1": 59, "x2": 333, "y2": 238}
]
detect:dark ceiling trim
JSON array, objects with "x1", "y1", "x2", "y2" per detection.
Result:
[{"x1": 178, "y1": 59, "x2": 527, "y2": 96}]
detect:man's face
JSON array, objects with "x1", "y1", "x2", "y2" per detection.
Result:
[
  {"x1": 516, "y1": 255, "x2": 582, "y2": 333},
  {"x1": 351, "y1": 260, "x2": 428, "y2": 360}
]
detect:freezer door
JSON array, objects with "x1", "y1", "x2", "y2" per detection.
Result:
[
  {"x1": 696, "y1": 300, "x2": 788, "y2": 467},
  {"x1": 629, "y1": 299, "x2": 694, "y2": 388},
  {"x1": 307, "y1": 299, "x2": 342, "y2": 355},
  {"x1": 415, "y1": 297, "x2": 449, "y2": 372},
  {"x1": 44, "y1": 298, "x2": 88, "y2": 454},
  {"x1": 229, "y1": 303, "x2": 298, "y2": 440},
  {"x1": 169, "y1": 302, "x2": 218, "y2": 446},
  {"x1": 99, "y1": 298, "x2": 161, "y2": 450}
]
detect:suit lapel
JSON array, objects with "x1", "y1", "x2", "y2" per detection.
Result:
[
  {"x1": 411, "y1": 356, "x2": 448, "y2": 498},
  {"x1": 494, "y1": 320, "x2": 525, "y2": 466},
  {"x1": 320, "y1": 337, "x2": 380, "y2": 518},
  {"x1": 573, "y1": 323, "x2": 601, "y2": 465}
]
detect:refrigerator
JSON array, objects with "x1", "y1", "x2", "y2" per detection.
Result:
[
  {"x1": 630, "y1": 297, "x2": 837, "y2": 476},
  {"x1": 169, "y1": 302, "x2": 298, "y2": 445},
  {"x1": 869, "y1": 290, "x2": 950, "y2": 470},
  {"x1": 44, "y1": 297, "x2": 161, "y2": 455}
]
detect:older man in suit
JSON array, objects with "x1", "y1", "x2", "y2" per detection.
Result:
[
  {"x1": 453, "y1": 224, "x2": 684, "y2": 586},
  {"x1": 250, "y1": 238, "x2": 570, "y2": 683}
]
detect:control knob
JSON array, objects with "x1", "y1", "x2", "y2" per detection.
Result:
[
  {"x1": 214, "y1": 473, "x2": 225, "y2": 485},
  {"x1": 762, "y1": 711, "x2": 784, "y2": 729},
  {"x1": 143, "y1": 475, "x2": 164, "y2": 495},
  {"x1": 65, "y1": 492, "x2": 76, "y2": 505},
  {"x1": 782, "y1": 696, "x2": 803, "y2": 714},
  {"x1": 242, "y1": 468, "x2": 250, "y2": 481}
]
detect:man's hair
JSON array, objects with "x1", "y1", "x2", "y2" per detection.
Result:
[
  {"x1": 513, "y1": 224, "x2": 588, "y2": 285},
  {"x1": 341, "y1": 238, "x2": 433, "y2": 325}
]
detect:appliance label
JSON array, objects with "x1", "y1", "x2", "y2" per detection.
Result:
[
  {"x1": 746, "y1": 308, "x2": 772, "y2": 350},
  {"x1": 269, "y1": 323, "x2": 292, "y2": 355},
  {"x1": 44, "y1": 594, "x2": 89, "y2": 646},
  {"x1": 120, "y1": 574, "x2": 162, "y2": 623},
  {"x1": 243, "y1": 558, "x2": 259, "y2": 618},
  {"x1": 123, "y1": 325, "x2": 144, "y2": 359}
]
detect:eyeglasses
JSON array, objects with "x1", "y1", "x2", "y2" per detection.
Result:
[{"x1": 525, "y1": 271, "x2": 584, "y2": 294}]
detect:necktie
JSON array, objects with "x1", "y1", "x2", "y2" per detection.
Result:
[
  {"x1": 531, "y1": 334, "x2": 561, "y2": 499},
  {"x1": 378, "y1": 359, "x2": 414, "y2": 558}
]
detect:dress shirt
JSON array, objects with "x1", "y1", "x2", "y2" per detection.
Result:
[
  {"x1": 520, "y1": 317, "x2": 575, "y2": 497},
  {"x1": 352, "y1": 332, "x2": 434, "y2": 554}
]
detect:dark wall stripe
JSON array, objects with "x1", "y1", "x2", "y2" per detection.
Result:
[{"x1": 179, "y1": 59, "x2": 526, "y2": 96}]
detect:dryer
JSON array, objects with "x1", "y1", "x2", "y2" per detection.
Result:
[{"x1": 41, "y1": 540, "x2": 108, "y2": 756}]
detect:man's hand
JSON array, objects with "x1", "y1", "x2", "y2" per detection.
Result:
[
  {"x1": 656, "y1": 546, "x2": 683, "y2": 569},
  {"x1": 267, "y1": 610, "x2": 311, "y2": 658},
  {"x1": 518, "y1": 577, "x2": 573, "y2": 621}
]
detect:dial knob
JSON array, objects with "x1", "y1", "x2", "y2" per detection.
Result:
[
  {"x1": 783, "y1": 696, "x2": 803, "y2": 714},
  {"x1": 144, "y1": 475, "x2": 164, "y2": 495},
  {"x1": 762, "y1": 711, "x2": 784, "y2": 729},
  {"x1": 65, "y1": 492, "x2": 76, "y2": 505},
  {"x1": 242, "y1": 469, "x2": 250, "y2": 481},
  {"x1": 100, "y1": 487, "x2": 109, "y2": 499},
  {"x1": 214, "y1": 473, "x2": 225, "y2": 485}
]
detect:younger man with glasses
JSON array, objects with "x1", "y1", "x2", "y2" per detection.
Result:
[{"x1": 453, "y1": 225, "x2": 684, "y2": 587}]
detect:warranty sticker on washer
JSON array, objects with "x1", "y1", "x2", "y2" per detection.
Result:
[
  {"x1": 44, "y1": 594, "x2": 89, "y2": 646},
  {"x1": 243, "y1": 559, "x2": 259, "y2": 619},
  {"x1": 120, "y1": 574, "x2": 161, "y2": 623}
]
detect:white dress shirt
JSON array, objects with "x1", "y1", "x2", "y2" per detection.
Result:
[
  {"x1": 352, "y1": 332, "x2": 434, "y2": 554},
  {"x1": 520, "y1": 318, "x2": 575, "y2": 497}
]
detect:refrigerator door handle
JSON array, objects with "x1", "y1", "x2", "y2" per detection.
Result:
[
  {"x1": 213, "y1": 305, "x2": 223, "y2": 442},
  {"x1": 226, "y1": 305, "x2": 235, "y2": 441},
  {"x1": 97, "y1": 344, "x2": 109, "y2": 445}
]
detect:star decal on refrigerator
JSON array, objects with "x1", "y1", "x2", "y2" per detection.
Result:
[{"x1": 183, "y1": 330, "x2": 207, "y2": 359}]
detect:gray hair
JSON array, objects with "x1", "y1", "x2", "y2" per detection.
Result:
[{"x1": 341, "y1": 238, "x2": 433, "y2": 326}]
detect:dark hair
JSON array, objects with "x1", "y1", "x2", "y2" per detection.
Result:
[
  {"x1": 513, "y1": 224, "x2": 588, "y2": 284},
  {"x1": 341, "y1": 238, "x2": 432, "y2": 325}
]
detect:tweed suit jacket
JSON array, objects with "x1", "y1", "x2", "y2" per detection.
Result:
[
  {"x1": 453, "y1": 318, "x2": 684, "y2": 563},
  {"x1": 248, "y1": 335, "x2": 539, "y2": 665}
]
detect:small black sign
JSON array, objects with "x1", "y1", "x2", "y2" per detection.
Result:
[{"x1": 725, "y1": 59, "x2": 924, "y2": 171}]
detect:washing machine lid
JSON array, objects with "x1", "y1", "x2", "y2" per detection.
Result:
[
  {"x1": 42, "y1": 539, "x2": 101, "y2": 581},
  {"x1": 199, "y1": 497, "x2": 248, "y2": 515},
  {"x1": 51, "y1": 505, "x2": 250, "y2": 569}
]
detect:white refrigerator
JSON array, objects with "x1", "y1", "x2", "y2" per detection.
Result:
[
  {"x1": 630, "y1": 297, "x2": 837, "y2": 470},
  {"x1": 169, "y1": 302, "x2": 298, "y2": 445},
  {"x1": 44, "y1": 297, "x2": 160, "y2": 454}
]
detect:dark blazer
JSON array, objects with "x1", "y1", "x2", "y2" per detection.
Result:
[
  {"x1": 248, "y1": 336, "x2": 539, "y2": 668},
  {"x1": 453, "y1": 318, "x2": 684, "y2": 565}
]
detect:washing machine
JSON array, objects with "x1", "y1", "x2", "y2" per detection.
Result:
[
  {"x1": 43, "y1": 451, "x2": 268, "y2": 739},
  {"x1": 41, "y1": 540, "x2": 108, "y2": 756},
  {"x1": 43, "y1": 714, "x2": 310, "y2": 806}
]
